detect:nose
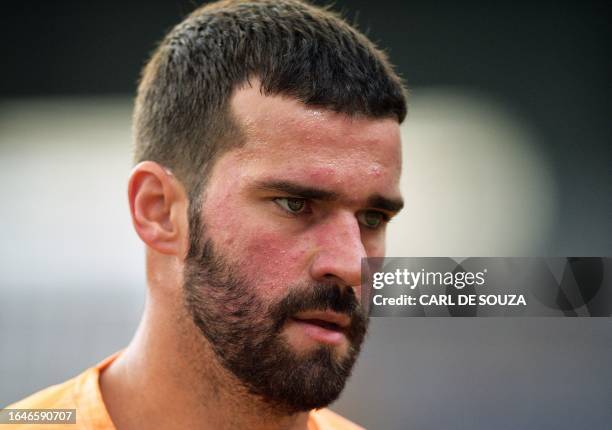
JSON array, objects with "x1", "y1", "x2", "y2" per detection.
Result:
[{"x1": 309, "y1": 211, "x2": 367, "y2": 292}]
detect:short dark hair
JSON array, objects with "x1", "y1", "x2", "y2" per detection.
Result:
[{"x1": 133, "y1": 0, "x2": 407, "y2": 200}]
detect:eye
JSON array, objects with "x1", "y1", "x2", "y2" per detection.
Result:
[
  {"x1": 357, "y1": 210, "x2": 388, "y2": 229},
  {"x1": 274, "y1": 197, "x2": 308, "y2": 214}
]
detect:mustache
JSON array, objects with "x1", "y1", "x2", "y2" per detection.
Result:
[{"x1": 269, "y1": 282, "x2": 366, "y2": 333}]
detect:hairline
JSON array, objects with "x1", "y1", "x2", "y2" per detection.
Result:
[{"x1": 187, "y1": 76, "x2": 402, "y2": 200}]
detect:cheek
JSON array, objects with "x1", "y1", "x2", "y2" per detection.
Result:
[
  {"x1": 363, "y1": 233, "x2": 387, "y2": 259},
  {"x1": 240, "y1": 232, "x2": 311, "y2": 296},
  {"x1": 202, "y1": 193, "x2": 312, "y2": 295},
  {"x1": 207, "y1": 214, "x2": 313, "y2": 299}
]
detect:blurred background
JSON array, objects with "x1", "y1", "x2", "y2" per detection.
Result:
[{"x1": 1, "y1": 1, "x2": 610, "y2": 429}]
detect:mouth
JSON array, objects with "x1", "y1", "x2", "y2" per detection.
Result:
[{"x1": 289, "y1": 310, "x2": 350, "y2": 345}]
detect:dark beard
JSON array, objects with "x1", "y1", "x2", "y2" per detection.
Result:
[{"x1": 182, "y1": 216, "x2": 368, "y2": 414}]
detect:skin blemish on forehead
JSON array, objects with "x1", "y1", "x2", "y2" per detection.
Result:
[
  {"x1": 305, "y1": 109, "x2": 325, "y2": 119},
  {"x1": 308, "y1": 166, "x2": 337, "y2": 181},
  {"x1": 368, "y1": 164, "x2": 383, "y2": 178}
]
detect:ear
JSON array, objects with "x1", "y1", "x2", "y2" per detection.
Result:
[{"x1": 128, "y1": 161, "x2": 187, "y2": 255}]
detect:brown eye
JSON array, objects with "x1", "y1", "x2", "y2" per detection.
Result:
[
  {"x1": 275, "y1": 197, "x2": 307, "y2": 213},
  {"x1": 357, "y1": 210, "x2": 386, "y2": 229}
]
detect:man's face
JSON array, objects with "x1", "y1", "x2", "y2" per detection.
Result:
[{"x1": 183, "y1": 84, "x2": 403, "y2": 413}]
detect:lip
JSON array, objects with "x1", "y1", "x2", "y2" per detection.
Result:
[
  {"x1": 289, "y1": 310, "x2": 351, "y2": 346},
  {"x1": 292, "y1": 310, "x2": 351, "y2": 329}
]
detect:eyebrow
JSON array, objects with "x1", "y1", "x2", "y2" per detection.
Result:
[
  {"x1": 367, "y1": 194, "x2": 404, "y2": 213},
  {"x1": 253, "y1": 179, "x2": 404, "y2": 213},
  {"x1": 253, "y1": 180, "x2": 339, "y2": 200}
]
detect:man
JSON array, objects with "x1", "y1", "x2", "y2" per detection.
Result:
[{"x1": 6, "y1": 0, "x2": 406, "y2": 428}]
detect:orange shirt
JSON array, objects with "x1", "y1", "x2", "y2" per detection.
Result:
[{"x1": 2, "y1": 352, "x2": 363, "y2": 430}]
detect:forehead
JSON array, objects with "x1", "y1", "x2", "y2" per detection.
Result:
[{"x1": 211, "y1": 83, "x2": 402, "y2": 195}]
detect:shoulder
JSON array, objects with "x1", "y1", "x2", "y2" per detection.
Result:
[
  {"x1": 309, "y1": 408, "x2": 365, "y2": 430},
  {"x1": 5, "y1": 376, "x2": 80, "y2": 410},
  {"x1": 2, "y1": 374, "x2": 82, "y2": 429},
  {"x1": 4, "y1": 353, "x2": 120, "y2": 430}
]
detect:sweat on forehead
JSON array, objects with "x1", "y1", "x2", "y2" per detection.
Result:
[
  {"x1": 229, "y1": 80, "x2": 403, "y2": 161},
  {"x1": 197, "y1": 82, "x2": 404, "y2": 221}
]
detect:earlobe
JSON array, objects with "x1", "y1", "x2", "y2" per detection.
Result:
[{"x1": 128, "y1": 161, "x2": 187, "y2": 255}]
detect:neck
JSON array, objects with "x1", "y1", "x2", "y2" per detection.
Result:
[{"x1": 100, "y1": 291, "x2": 310, "y2": 430}]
